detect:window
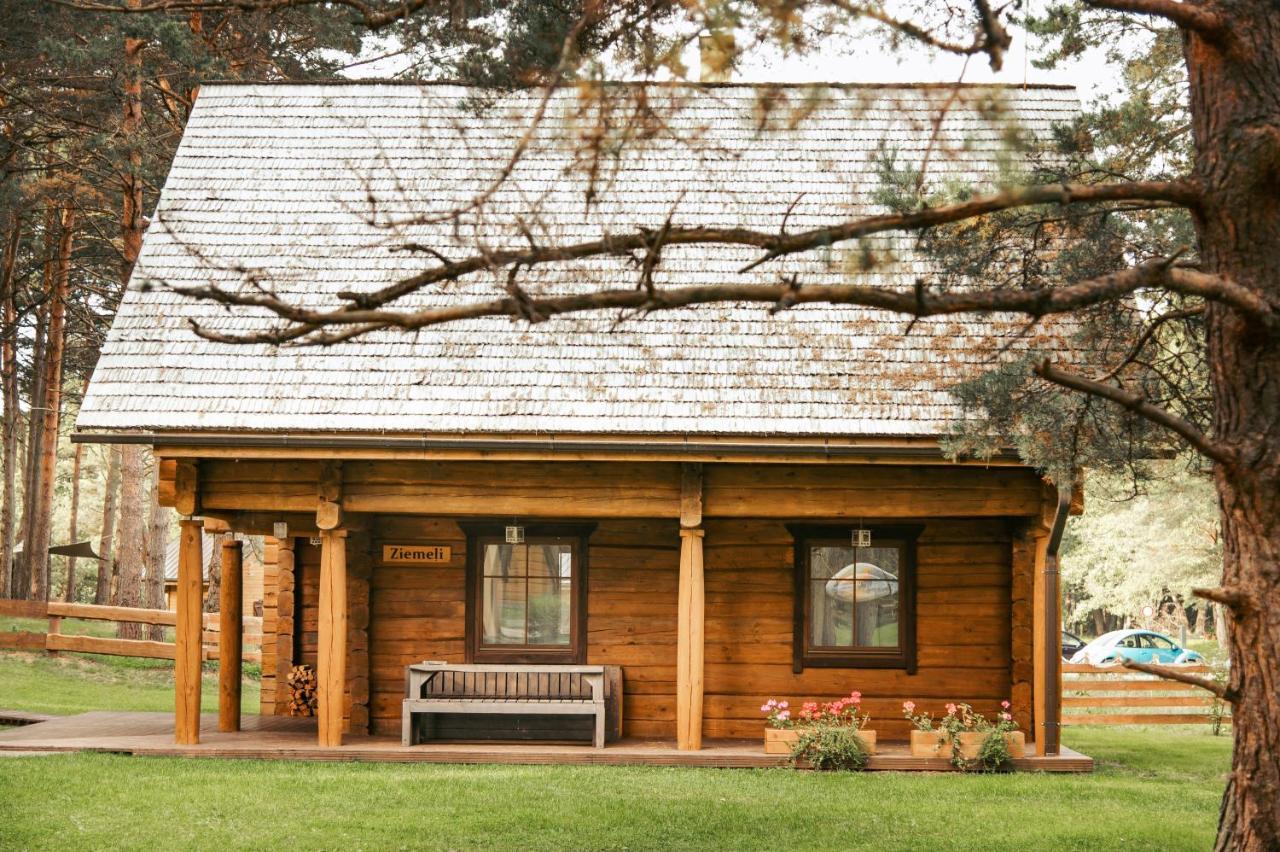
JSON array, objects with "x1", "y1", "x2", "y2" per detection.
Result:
[
  {"x1": 788, "y1": 524, "x2": 921, "y2": 672},
  {"x1": 461, "y1": 523, "x2": 594, "y2": 664}
]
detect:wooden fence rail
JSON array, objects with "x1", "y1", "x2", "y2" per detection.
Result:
[
  {"x1": 0, "y1": 599, "x2": 260, "y2": 664},
  {"x1": 1062, "y1": 663, "x2": 1229, "y2": 727}
]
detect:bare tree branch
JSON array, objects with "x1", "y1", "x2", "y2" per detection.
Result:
[
  {"x1": 1120, "y1": 658, "x2": 1235, "y2": 701},
  {"x1": 178, "y1": 256, "x2": 1252, "y2": 353},
  {"x1": 1193, "y1": 585, "x2": 1251, "y2": 611},
  {"x1": 334, "y1": 180, "x2": 1203, "y2": 312},
  {"x1": 1083, "y1": 0, "x2": 1228, "y2": 40},
  {"x1": 1034, "y1": 358, "x2": 1237, "y2": 466},
  {"x1": 1097, "y1": 304, "x2": 1204, "y2": 381}
]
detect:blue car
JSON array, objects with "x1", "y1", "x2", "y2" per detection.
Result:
[{"x1": 1069, "y1": 629, "x2": 1206, "y2": 666}]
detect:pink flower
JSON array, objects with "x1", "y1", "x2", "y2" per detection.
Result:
[
  {"x1": 1000, "y1": 712, "x2": 1012, "y2": 722},
  {"x1": 803, "y1": 702, "x2": 818, "y2": 713},
  {"x1": 760, "y1": 704, "x2": 772, "y2": 713},
  {"x1": 778, "y1": 701, "x2": 789, "y2": 710},
  {"x1": 903, "y1": 701, "x2": 916, "y2": 713},
  {"x1": 777, "y1": 710, "x2": 790, "y2": 720},
  {"x1": 945, "y1": 703, "x2": 958, "y2": 715},
  {"x1": 1001, "y1": 700, "x2": 1011, "y2": 710},
  {"x1": 849, "y1": 691, "x2": 862, "y2": 703},
  {"x1": 765, "y1": 699, "x2": 777, "y2": 708}
]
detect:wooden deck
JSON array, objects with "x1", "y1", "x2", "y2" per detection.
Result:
[{"x1": 0, "y1": 712, "x2": 1093, "y2": 771}]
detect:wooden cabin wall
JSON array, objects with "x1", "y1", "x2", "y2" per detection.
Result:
[
  {"x1": 191, "y1": 459, "x2": 1043, "y2": 520},
  {"x1": 702, "y1": 518, "x2": 1018, "y2": 740},
  {"x1": 222, "y1": 459, "x2": 1043, "y2": 738}
]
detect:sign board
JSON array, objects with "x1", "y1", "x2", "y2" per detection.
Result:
[{"x1": 382, "y1": 544, "x2": 451, "y2": 565}]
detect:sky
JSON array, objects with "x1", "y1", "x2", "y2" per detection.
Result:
[{"x1": 346, "y1": 3, "x2": 1122, "y2": 109}]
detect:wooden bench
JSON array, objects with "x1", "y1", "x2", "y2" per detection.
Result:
[{"x1": 402, "y1": 662, "x2": 607, "y2": 748}]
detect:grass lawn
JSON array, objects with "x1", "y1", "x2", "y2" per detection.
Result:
[
  {"x1": 0, "y1": 651, "x2": 258, "y2": 716},
  {"x1": 0, "y1": 725, "x2": 1229, "y2": 850},
  {"x1": 0, "y1": 647, "x2": 1230, "y2": 850}
]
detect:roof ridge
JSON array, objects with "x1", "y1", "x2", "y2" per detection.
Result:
[{"x1": 197, "y1": 78, "x2": 1076, "y2": 92}]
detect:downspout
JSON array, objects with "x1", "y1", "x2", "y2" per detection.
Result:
[{"x1": 1043, "y1": 485, "x2": 1072, "y2": 755}]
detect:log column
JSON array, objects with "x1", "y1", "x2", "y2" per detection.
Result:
[
  {"x1": 272, "y1": 537, "x2": 296, "y2": 715},
  {"x1": 218, "y1": 536, "x2": 243, "y2": 732},
  {"x1": 676, "y1": 462, "x2": 704, "y2": 751},
  {"x1": 174, "y1": 518, "x2": 204, "y2": 745},
  {"x1": 317, "y1": 529, "x2": 348, "y2": 747}
]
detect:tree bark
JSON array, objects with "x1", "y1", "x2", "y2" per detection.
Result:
[
  {"x1": 94, "y1": 444, "x2": 121, "y2": 605},
  {"x1": 62, "y1": 437, "x2": 83, "y2": 602},
  {"x1": 16, "y1": 217, "x2": 51, "y2": 602},
  {"x1": 203, "y1": 536, "x2": 222, "y2": 614},
  {"x1": 113, "y1": 444, "x2": 144, "y2": 637},
  {"x1": 28, "y1": 208, "x2": 75, "y2": 600},
  {"x1": 1183, "y1": 9, "x2": 1280, "y2": 848},
  {"x1": 144, "y1": 459, "x2": 168, "y2": 640},
  {"x1": 0, "y1": 216, "x2": 20, "y2": 599}
]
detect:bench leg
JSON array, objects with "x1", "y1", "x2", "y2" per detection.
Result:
[
  {"x1": 594, "y1": 708, "x2": 605, "y2": 749},
  {"x1": 402, "y1": 706, "x2": 413, "y2": 746}
]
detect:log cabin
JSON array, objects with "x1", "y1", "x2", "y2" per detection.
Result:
[{"x1": 74, "y1": 81, "x2": 1080, "y2": 758}]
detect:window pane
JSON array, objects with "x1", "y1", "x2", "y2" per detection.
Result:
[
  {"x1": 528, "y1": 543, "x2": 572, "y2": 581},
  {"x1": 812, "y1": 579, "x2": 854, "y2": 647},
  {"x1": 809, "y1": 545, "x2": 855, "y2": 579},
  {"x1": 481, "y1": 577, "x2": 526, "y2": 644},
  {"x1": 527, "y1": 578, "x2": 572, "y2": 645},
  {"x1": 483, "y1": 543, "x2": 524, "y2": 578},
  {"x1": 853, "y1": 548, "x2": 900, "y2": 647}
]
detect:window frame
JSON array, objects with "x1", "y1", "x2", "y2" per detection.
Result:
[
  {"x1": 460, "y1": 521, "x2": 595, "y2": 665},
  {"x1": 787, "y1": 523, "x2": 922, "y2": 674}
]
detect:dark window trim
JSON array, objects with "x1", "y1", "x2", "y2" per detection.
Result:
[
  {"x1": 787, "y1": 523, "x2": 923, "y2": 674},
  {"x1": 459, "y1": 521, "x2": 596, "y2": 665}
]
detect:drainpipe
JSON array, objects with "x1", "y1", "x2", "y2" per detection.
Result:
[{"x1": 1042, "y1": 486, "x2": 1072, "y2": 755}]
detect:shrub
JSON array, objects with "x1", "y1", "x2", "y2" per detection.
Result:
[{"x1": 790, "y1": 725, "x2": 870, "y2": 771}]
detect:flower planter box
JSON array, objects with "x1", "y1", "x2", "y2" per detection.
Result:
[
  {"x1": 912, "y1": 731, "x2": 1026, "y2": 760},
  {"x1": 764, "y1": 728, "x2": 800, "y2": 754},
  {"x1": 910, "y1": 729, "x2": 950, "y2": 758},
  {"x1": 764, "y1": 728, "x2": 878, "y2": 755}
]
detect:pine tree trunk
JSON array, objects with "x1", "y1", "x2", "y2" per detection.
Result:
[
  {"x1": 29, "y1": 208, "x2": 74, "y2": 601},
  {"x1": 0, "y1": 216, "x2": 19, "y2": 599},
  {"x1": 1184, "y1": 10, "x2": 1280, "y2": 848},
  {"x1": 62, "y1": 438, "x2": 83, "y2": 602},
  {"x1": 144, "y1": 459, "x2": 168, "y2": 640},
  {"x1": 114, "y1": 444, "x2": 144, "y2": 638},
  {"x1": 16, "y1": 244, "x2": 49, "y2": 602},
  {"x1": 94, "y1": 444, "x2": 121, "y2": 605},
  {"x1": 203, "y1": 535, "x2": 222, "y2": 614}
]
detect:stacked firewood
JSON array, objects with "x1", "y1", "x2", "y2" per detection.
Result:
[{"x1": 286, "y1": 664, "x2": 319, "y2": 717}]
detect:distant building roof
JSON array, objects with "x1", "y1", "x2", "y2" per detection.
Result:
[
  {"x1": 163, "y1": 535, "x2": 215, "y2": 583},
  {"x1": 78, "y1": 82, "x2": 1080, "y2": 440}
]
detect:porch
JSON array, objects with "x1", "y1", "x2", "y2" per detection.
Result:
[{"x1": 0, "y1": 711, "x2": 1093, "y2": 771}]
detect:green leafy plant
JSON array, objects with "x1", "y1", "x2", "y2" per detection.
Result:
[
  {"x1": 901, "y1": 700, "x2": 934, "y2": 731},
  {"x1": 790, "y1": 725, "x2": 870, "y2": 771},
  {"x1": 935, "y1": 700, "x2": 1019, "y2": 771}
]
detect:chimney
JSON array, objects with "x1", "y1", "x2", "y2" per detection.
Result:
[{"x1": 699, "y1": 31, "x2": 735, "y2": 83}]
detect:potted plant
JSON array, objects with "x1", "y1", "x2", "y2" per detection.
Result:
[
  {"x1": 934, "y1": 701, "x2": 1025, "y2": 770},
  {"x1": 760, "y1": 700, "x2": 798, "y2": 754},
  {"x1": 902, "y1": 700, "x2": 948, "y2": 757},
  {"x1": 789, "y1": 691, "x2": 877, "y2": 770}
]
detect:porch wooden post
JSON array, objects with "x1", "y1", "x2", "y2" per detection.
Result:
[
  {"x1": 317, "y1": 529, "x2": 348, "y2": 747},
  {"x1": 676, "y1": 462, "x2": 704, "y2": 751},
  {"x1": 1031, "y1": 488, "x2": 1065, "y2": 757},
  {"x1": 174, "y1": 518, "x2": 204, "y2": 745},
  {"x1": 218, "y1": 537, "x2": 243, "y2": 732}
]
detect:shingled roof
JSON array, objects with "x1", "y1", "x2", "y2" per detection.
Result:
[{"x1": 77, "y1": 81, "x2": 1079, "y2": 440}]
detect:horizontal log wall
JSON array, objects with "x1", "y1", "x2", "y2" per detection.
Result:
[
  {"x1": 354, "y1": 515, "x2": 1016, "y2": 740},
  {"x1": 192, "y1": 460, "x2": 1044, "y2": 520},
  {"x1": 211, "y1": 460, "x2": 1040, "y2": 739}
]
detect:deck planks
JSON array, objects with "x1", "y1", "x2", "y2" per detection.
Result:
[{"x1": 0, "y1": 711, "x2": 1092, "y2": 771}]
